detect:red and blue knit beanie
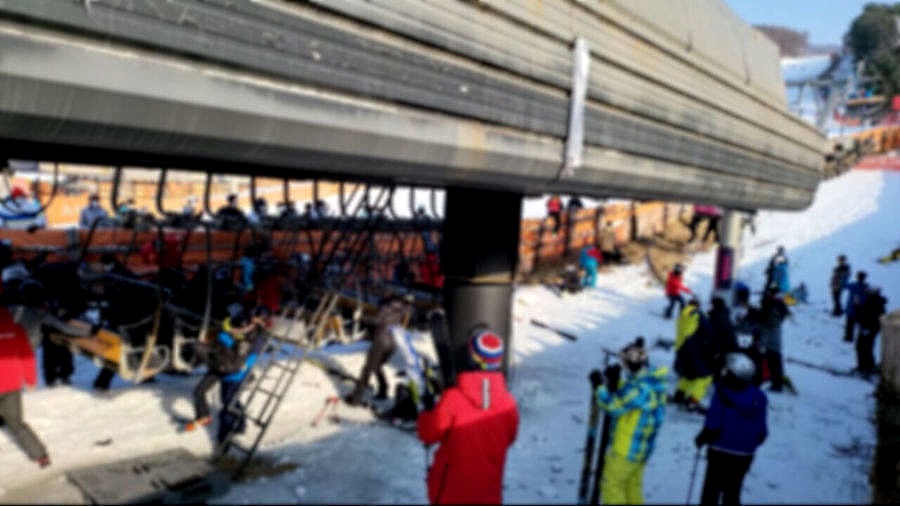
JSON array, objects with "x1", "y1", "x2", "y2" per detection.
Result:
[{"x1": 469, "y1": 329, "x2": 504, "y2": 371}]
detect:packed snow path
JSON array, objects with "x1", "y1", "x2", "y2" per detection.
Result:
[{"x1": 1, "y1": 169, "x2": 897, "y2": 504}]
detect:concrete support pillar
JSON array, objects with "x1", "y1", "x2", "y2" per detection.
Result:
[
  {"x1": 440, "y1": 187, "x2": 522, "y2": 383},
  {"x1": 712, "y1": 210, "x2": 744, "y2": 302}
]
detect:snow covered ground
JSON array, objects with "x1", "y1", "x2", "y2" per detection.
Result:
[{"x1": 1, "y1": 168, "x2": 898, "y2": 504}]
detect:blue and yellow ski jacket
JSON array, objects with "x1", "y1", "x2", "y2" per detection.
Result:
[{"x1": 595, "y1": 365, "x2": 668, "y2": 463}]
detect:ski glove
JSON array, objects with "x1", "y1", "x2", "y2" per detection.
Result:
[
  {"x1": 694, "y1": 428, "x2": 720, "y2": 448},
  {"x1": 604, "y1": 365, "x2": 621, "y2": 393},
  {"x1": 589, "y1": 369, "x2": 604, "y2": 389}
]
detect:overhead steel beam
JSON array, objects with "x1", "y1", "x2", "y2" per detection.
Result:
[{"x1": 0, "y1": 0, "x2": 826, "y2": 210}]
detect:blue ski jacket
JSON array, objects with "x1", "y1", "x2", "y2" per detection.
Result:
[
  {"x1": 703, "y1": 382, "x2": 768, "y2": 456},
  {"x1": 845, "y1": 280, "x2": 868, "y2": 317}
]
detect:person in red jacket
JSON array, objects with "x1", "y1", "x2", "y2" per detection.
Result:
[
  {"x1": 0, "y1": 305, "x2": 50, "y2": 468},
  {"x1": 417, "y1": 327, "x2": 519, "y2": 504},
  {"x1": 663, "y1": 263, "x2": 693, "y2": 319}
]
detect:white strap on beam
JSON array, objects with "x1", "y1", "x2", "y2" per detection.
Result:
[{"x1": 560, "y1": 36, "x2": 590, "y2": 179}]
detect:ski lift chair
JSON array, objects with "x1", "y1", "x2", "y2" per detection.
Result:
[{"x1": 50, "y1": 320, "x2": 170, "y2": 383}]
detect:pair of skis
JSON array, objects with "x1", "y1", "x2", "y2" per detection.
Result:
[{"x1": 577, "y1": 353, "x2": 616, "y2": 504}]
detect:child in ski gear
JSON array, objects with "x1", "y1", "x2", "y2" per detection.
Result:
[
  {"x1": 579, "y1": 245, "x2": 602, "y2": 288},
  {"x1": 855, "y1": 287, "x2": 888, "y2": 378},
  {"x1": 695, "y1": 352, "x2": 767, "y2": 506},
  {"x1": 764, "y1": 246, "x2": 789, "y2": 294},
  {"x1": 757, "y1": 288, "x2": 790, "y2": 392},
  {"x1": 830, "y1": 255, "x2": 851, "y2": 316},
  {"x1": 673, "y1": 300, "x2": 715, "y2": 412},
  {"x1": 345, "y1": 294, "x2": 413, "y2": 406},
  {"x1": 590, "y1": 338, "x2": 667, "y2": 504},
  {"x1": 663, "y1": 264, "x2": 693, "y2": 319},
  {"x1": 844, "y1": 271, "x2": 869, "y2": 343},
  {"x1": 417, "y1": 327, "x2": 519, "y2": 504},
  {"x1": 0, "y1": 306, "x2": 51, "y2": 468}
]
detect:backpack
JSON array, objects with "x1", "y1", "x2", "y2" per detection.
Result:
[{"x1": 206, "y1": 331, "x2": 250, "y2": 374}]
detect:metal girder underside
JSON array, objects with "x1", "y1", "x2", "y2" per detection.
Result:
[{"x1": 0, "y1": 0, "x2": 825, "y2": 210}]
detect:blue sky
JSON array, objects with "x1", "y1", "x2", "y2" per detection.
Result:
[{"x1": 725, "y1": 0, "x2": 872, "y2": 46}]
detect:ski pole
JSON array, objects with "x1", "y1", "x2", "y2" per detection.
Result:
[{"x1": 685, "y1": 448, "x2": 702, "y2": 505}]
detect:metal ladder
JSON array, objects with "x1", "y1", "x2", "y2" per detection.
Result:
[{"x1": 212, "y1": 291, "x2": 343, "y2": 476}]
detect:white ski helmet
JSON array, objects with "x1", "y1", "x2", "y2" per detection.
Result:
[{"x1": 724, "y1": 352, "x2": 755, "y2": 382}]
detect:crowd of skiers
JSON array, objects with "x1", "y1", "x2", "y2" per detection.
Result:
[
  {"x1": 830, "y1": 255, "x2": 889, "y2": 378},
  {"x1": 1, "y1": 186, "x2": 893, "y2": 506}
]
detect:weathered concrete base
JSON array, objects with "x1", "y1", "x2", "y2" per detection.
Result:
[{"x1": 66, "y1": 448, "x2": 229, "y2": 504}]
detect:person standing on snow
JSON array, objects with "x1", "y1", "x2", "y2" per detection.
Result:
[
  {"x1": 829, "y1": 255, "x2": 852, "y2": 316},
  {"x1": 417, "y1": 327, "x2": 519, "y2": 505},
  {"x1": 579, "y1": 245, "x2": 602, "y2": 288},
  {"x1": 663, "y1": 264, "x2": 693, "y2": 319},
  {"x1": 672, "y1": 300, "x2": 716, "y2": 412},
  {"x1": 855, "y1": 286, "x2": 887, "y2": 379},
  {"x1": 588, "y1": 338, "x2": 668, "y2": 504},
  {"x1": 599, "y1": 220, "x2": 624, "y2": 264},
  {"x1": 756, "y1": 288, "x2": 790, "y2": 393},
  {"x1": 764, "y1": 246, "x2": 790, "y2": 294},
  {"x1": 345, "y1": 294, "x2": 414, "y2": 406},
  {"x1": 0, "y1": 305, "x2": 51, "y2": 468},
  {"x1": 843, "y1": 271, "x2": 869, "y2": 343},
  {"x1": 695, "y1": 352, "x2": 768, "y2": 506}
]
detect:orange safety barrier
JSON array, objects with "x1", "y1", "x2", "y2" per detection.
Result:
[{"x1": 2, "y1": 200, "x2": 689, "y2": 278}]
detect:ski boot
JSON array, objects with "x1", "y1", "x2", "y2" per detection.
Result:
[{"x1": 184, "y1": 416, "x2": 212, "y2": 432}]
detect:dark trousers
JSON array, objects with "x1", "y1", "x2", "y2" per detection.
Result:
[
  {"x1": 42, "y1": 332, "x2": 74, "y2": 385},
  {"x1": 700, "y1": 448, "x2": 754, "y2": 506},
  {"x1": 664, "y1": 294, "x2": 685, "y2": 319},
  {"x1": 688, "y1": 215, "x2": 707, "y2": 242},
  {"x1": 193, "y1": 372, "x2": 220, "y2": 420},
  {"x1": 353, "y1": 342, "x2": 393, "y2": 400},
  {"x1": 844, "y1": 314, "x2": 858, "y2": 343},
  {"x1": 856, "y1": 326, "x2": 879, "y2": 373},
  {"x1": 548, "y1": 211, "x2": 561, "y2": 233},
  {"x1": 602, "y1": 249, "x2": 623, "y2": 264},
  {"x1": 0, "y1": 390, "x2": 48, "y2": 461},
  {"x1": 703, "y1": 216, "x2": 720, "y2": 243},
  {"x1": 93, "y1": 367, "x2": 115, "y2": 391},
  {"x1": 766, "y1": 350, "x2": 784, "y2": 391},
  {"x1": 831, "y1": 289, "x2": 844, "y2": 316},
  {"x1": 216, "y1": 379, "x2": 245, "y2": 444}
]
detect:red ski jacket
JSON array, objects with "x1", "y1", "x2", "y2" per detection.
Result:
[
  {"x1": 0, "y1": 307, "x2": 37, "y2": 393},
  {"x1": 665, "y1": 272, "x2": 692, "y2": 297},
  {"x1": 417, "y1": 371, "x2": 519, "y2": 504}
]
